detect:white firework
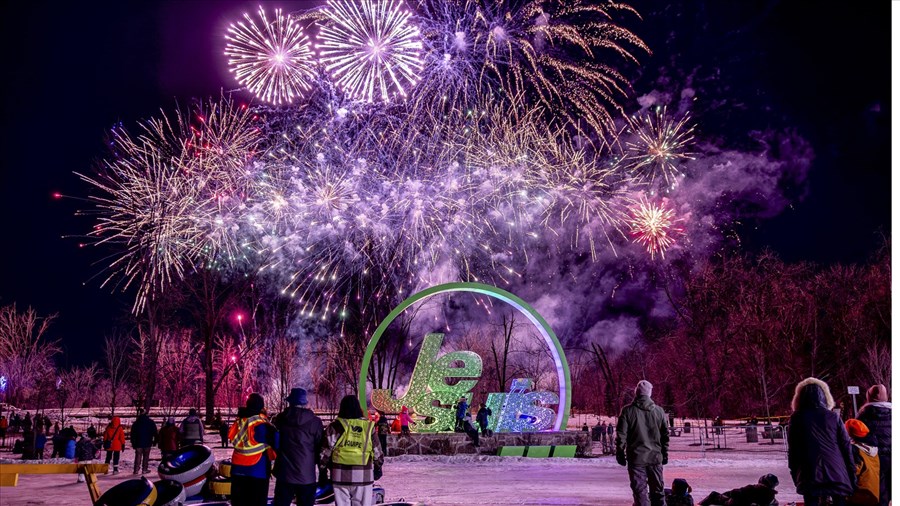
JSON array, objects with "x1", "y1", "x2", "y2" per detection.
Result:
[
  {"x1": 225, "y1": 7, "x2": 316, "y2": 105},
  {"x1": 316, "y1": 0, "x2": 423, "y2": 102}
]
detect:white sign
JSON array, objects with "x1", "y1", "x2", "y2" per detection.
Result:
[{"x1": 848, "y1": 386, "x2": 860, "y2": 395}]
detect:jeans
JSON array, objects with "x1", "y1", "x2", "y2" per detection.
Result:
[
  {"x1": 133, "y1": 447, "x2": 151, "y2": 473},
  {"x1": 803, "y1": 495, "x2": 847, "y2": 506},
  {"x1": 334, "y1": 484, "x2": 373, "y2": 506},
  {"x1": 273, "y1": 480, "x2": 317, "y2": 506},
  {"x1": 628, "y1": 464, "x2": 665, "y2": 506}
]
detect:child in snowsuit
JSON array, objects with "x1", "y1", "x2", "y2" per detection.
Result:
[
  {"x1": 665, "y1": 478, "x2": 695, "y2": 506},
  {"x1": 845, "y1": 419, "x2": 880, "y2": 506}
]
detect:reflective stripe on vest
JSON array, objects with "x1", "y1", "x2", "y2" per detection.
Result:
[
  {"x1": 231, "y1": 415, "x2": 268, "y2": 466},
  {"x1": 332, "y1": 418, "x2": 374, "y2": 466}
]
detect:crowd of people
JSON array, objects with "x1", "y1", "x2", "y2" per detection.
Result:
[
  {"x1": 0, "y1": 375, "x2": 891, "y2": 506},
  {"x1": 612, "y1": 378, "x2": 892, "y2": 506}
]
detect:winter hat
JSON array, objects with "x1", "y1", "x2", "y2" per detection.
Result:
[
  {"x1": 635, "y1": 380, "x2": 653, "y2": 398},
  {"x1": 867, "y1": 384, "x2": 888, "y2": 403},
  {"x1": 671, "y1": 478, "x2": 691, "y2": 496},
  {"x1": 401, "y1": 406, "x2": 409, "y2": 413},
  {"x1": 188, "y1": 408, "x2": 197, "y2": 416},
  {"x1": 286, "y1": 387, "x2": 309, "y2": 406},
  {"x1": 845, "y1": 418, "x2": 870, "y2": 439},
  {"x1": 758, "y1": 474, "x2": 779, "y2": 489},
  {"x1": 246, "y1": 393, "x2": 265, "y2": 414}
]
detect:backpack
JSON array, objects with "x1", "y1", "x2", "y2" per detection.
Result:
[{"x1": 332, "y1": 418, "x2": 374, "y2": 466}]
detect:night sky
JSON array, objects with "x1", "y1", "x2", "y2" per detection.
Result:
[{"x1": 0, "y1": 1, "x2": 890, "y2": 366}]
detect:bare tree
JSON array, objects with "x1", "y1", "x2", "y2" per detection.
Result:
[
  {"x1": 0, "y1": 304, "x2": 61, "y2": 407},
  {"x1": 104, "y1": 333, "x2": 131, "y2": 416}
]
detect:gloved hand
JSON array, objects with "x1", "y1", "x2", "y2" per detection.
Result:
[
  {"x1": 317, "y1": 465, "x2": 329, "y2": 485},
  {"x1": 662, "y1": 454, "x2": 668, "y2": 465},
  {"x1": 616, "y1": 450, "x2": 627, "y2": 467},
  {"x1": 374, "y1": 464, "x2": 383, "y2": 481}
]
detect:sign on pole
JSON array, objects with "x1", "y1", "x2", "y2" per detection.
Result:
[{"x1": 848, "y1": 386, "x2": 860, "y2": 417}]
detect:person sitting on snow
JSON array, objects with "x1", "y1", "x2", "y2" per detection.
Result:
[
  {"x1": 698, "y1": 473, "x2": 780, "y2": 506},
  {"x1": 665, "y1": 478, "x2": 695, "y2": 506}
]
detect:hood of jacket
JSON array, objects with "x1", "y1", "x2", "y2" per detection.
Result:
[
  {"x1": 110, "y1": 416, "x2": 121, "y2": 428},
  {"x1": 632, "y1": 395, "x2": 656, "y2": 411},
  {"x1": 791, "y1": 377, "x2": 835, "y2": 411}
]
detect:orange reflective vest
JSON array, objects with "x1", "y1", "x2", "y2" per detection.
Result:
[{"x1": 229, "y1": 415, "x2": 276, "y2": 466}]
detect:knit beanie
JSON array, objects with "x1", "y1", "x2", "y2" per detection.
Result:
[
  {"x1": 866, "y1": 384, "x2": 888, "y2": 403},
  {"x1": 845, "y1": 418, "x2": 870, "y2": 439},
  {"x1": 246, "y1": 393, "x2": 265, "y2": 414},
  {"x1": 635, "y1": 380, "x2": 653, "y2": 397}
]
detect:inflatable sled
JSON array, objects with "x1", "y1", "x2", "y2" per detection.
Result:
[
  {"x1": 153, "y1": 479, "x2": 186, "y2": 506},
  {"x1": 158, "y1": 445, "x2": 214, "y2": 498},
  {"x1": 216, "y1": 459, "x2": 232, "y2": 478},
  {"x1": 94, "y1": 477, "x2": 157, "y2": 506}
]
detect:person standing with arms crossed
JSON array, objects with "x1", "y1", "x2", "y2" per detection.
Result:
[{"x1": 615, "y1": 380, "x2": 669, "y2": 506}]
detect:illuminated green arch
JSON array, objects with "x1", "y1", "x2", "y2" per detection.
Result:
[{"x1": 358, "y1": 282, "x2": 572, "y2": 431}]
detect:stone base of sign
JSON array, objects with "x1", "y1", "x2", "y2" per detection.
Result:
[{"x1": 384, "y1": 431, "x2": 591, "y2": 457}]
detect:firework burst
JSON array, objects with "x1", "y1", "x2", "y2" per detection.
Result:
[
  {"x1": 77, "y1": 96, "x2": 262, "y2": 312},
  {"x1": 624, "y1": 106, "x2": 696, "y2": 188},
  {"x1": 225, "y1": 7, "x2": 316, "y2": 105},
  {"x1": 315, "y1": 0, "x2": 424, "y2": 102},
  {"x1": 411, "y1": 0, "x2": 649, "y2": 134},
  {"x1": 626, "y1": 195, "x2": 684, "y2": 260}
]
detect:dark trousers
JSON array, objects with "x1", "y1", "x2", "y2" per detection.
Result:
[
  {"x1": 104, "y1": 450, "x2": 121, "y2": 469},
  {"x1": 231, "y1": 475, "x2": 270, "y2": 506},
  {"x1": 628, "y1": 464, "x2": 665, "y2": 506},
  {"x1": 272, "y1": 480, "x2": 317, "y2": 506},
  {"x1": 803, "y1": 495, "x2": 846, "y2": 506},
  {"x1": 133, "y1": 447, "x2": 151, "y2": 473},
  {"x1": 378, "y1": 434, "x2": 388, "y2": 456}
]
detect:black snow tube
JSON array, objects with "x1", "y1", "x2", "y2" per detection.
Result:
[
  {"x1": 152, "y1": 479, "x2": 186, "y2": 506},
  {"x1": 314, "y1": 482, "x2": 335, "y2": 504},
  {"x1": 94, "y1": 477, "x2": 158, "y2": 506},
  {"x1": 157, "y1": 445, "x2": 215, "y2": 484}
]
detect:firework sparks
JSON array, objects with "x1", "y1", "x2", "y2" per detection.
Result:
[
  {"x1": 225, "y1": 7, "x2": 316, "y2": 105},
  {"x1": 624, "y1": 106, "x2": 696, "y2": 188},
  {"x1": 316, "y1": 0, "x2": 423, "y2": 102},
  {"x1": 411, "y1": 0, "x2": 649, "y2": 134},
  {"x1": 626, "y1": 195, "x2": 684, "y2": 259},
  {"x1": 77, "y1": 96, "x2": 261, "y2": 312}
]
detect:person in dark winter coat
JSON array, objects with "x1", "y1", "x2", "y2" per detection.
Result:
[
  {"x1": 375, "y1": 411, "x2": 390, "y2": 456},
  {"x1": 229, "y1": 393, "x2": 278, "y2": 506},
  {"x1": 131, "y1": 409, "x2": 158, "y2": 474},
  {"x1": 476, "y1": 404, "x2": 492, "y2": 436},
  {"x1": 75, "y1": 433, "x2": 100, "y2": 483},
  {"x1": 616, "y1": 380, "x2": 669, "y2": 506},
  {"x1": 787, "y1": 377, "x2": 856, "y2": 506},
  {"x1": 857, "y1": 384, "x2": 891, "y2": 506},
  {"x1": 454, "y1": 397, "x2": 468, "y2": 432},
  {"x1": 180, "y1": 408, "x2": 204, "y2": 446},
  {"x1": 86, "y1": 423, "x2": 98, "y2": 439},
  {"x1": 272, "y1": 387, "x2": 324, "y2": 506},
  {"x1": 462, "y1": 413, "x2": 479, "y2": 448},
  {"x1": 321, "y1": 395, "x2": 384, "y2": 506},
  {"x1": 698, "y1": 473, "x2": 780, "y2": 506}
]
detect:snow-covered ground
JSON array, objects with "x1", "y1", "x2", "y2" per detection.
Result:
[{"x1": 0, "y1": 443, "x2": 800, "y2": 505}]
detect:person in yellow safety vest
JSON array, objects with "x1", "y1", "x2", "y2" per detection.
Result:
[
  {"x1": 321, "y1": 395, "x2": 384, "y2": 506},
  {"x1": 229, "y1": 393, "x2": 278, "y2": 506},
  {"x1": 845, "y1": 419, "x2": 880, "y2": 506}
]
